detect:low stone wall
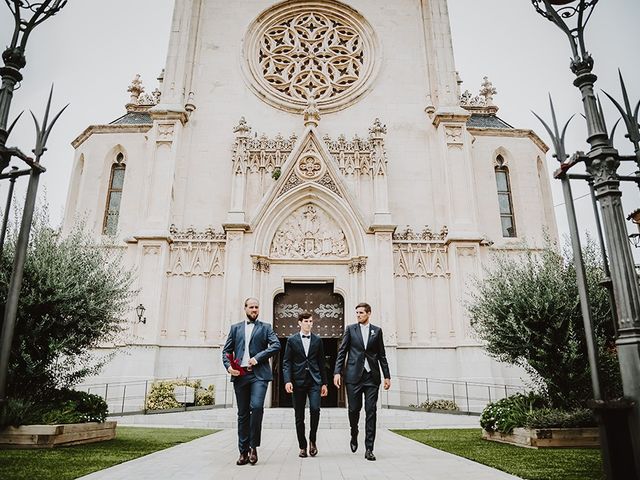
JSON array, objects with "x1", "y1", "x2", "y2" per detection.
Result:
[
  {"x1": 482, "y1": 427, "x2": 599, "y2": 448},
  {"x1": 0, "y1": 421, "x2": 117, "y2": 449}
]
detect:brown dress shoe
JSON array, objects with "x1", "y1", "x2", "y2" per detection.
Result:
[
  {"x1": 236, "y1": 452, "x2": 249, "y2": 465},
  {"x1": 309, "y1": 441, "x2": 318, "y2": 457},
  {"x1": 299, "y1": 448, "x2": 308, "y2": 458},
  {"x1": 249, "y1": 447, "x2": 258, "y2": 465}
]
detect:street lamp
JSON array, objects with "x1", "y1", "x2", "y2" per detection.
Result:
[
  {"x1": 531, "y1": 1, "x2": 640, "y2": 478},
  {"x1": 135, "y1": 304, "x2": 147, "y2": 324},
  {"x1": 0, "y1": 0, "x2": 68, "y2": 408}
]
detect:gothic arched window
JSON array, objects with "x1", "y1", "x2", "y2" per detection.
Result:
[
  {"x1": 495, "y1": 155, "x2": 516, "y2": 238},
  {"x1": 102, "y1": 152, "x2": 126, "y2": 235}
]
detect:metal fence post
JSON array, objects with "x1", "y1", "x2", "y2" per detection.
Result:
[
  {"x1": 452, "y1": 383, "x2": 456, "y2": 405},
  {"x1": 121, "y1": 385, "x2": 126, "y2": 414},
  {"x1": 465, "y1": 382, "x2": 469, "y2": 413},
  {"x1": 143, "y1": 380, "x2": 148, "y2": 414},
  {"x1": 415, "y1": 380, "x2": 419, "y2": 406},
  {"x1": 425, "y1": 378, "x2": 429, "y2": 403}
]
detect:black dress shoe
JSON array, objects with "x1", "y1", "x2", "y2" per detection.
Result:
[
  {"x1": 236, "y1": 452, "x2": 249, "y2": 465},
  {"x1": 350, "y1": 433, "x2": 358, "y2": 453},
  {"x1": 299, "y1": 448, "x2": 308, "y2": 458},
  {"x1": 309, "y1": 441, "x2": 317, "y2": 457},
  {"x1": 364, "y1": 449, "x2": 376, "y2": 461},
  {"x1": 249, "y1": 447, "x2": 258, "y2": 465}
]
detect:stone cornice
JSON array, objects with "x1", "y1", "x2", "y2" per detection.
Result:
[
  {"x1": 468, "y1": 127, "x2": 549, "y2": 153},
  {"x1": 71, "y1": 124, "x2": 152, "y2": 148}
]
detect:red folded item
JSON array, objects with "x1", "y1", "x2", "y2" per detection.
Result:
[{"x1": 226, "y1": 353, "x2": 246, "y2": 376}]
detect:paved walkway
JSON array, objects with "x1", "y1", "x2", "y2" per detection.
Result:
[{"x1": 79, "y1": 409, "x2": 521, "y2": 480}]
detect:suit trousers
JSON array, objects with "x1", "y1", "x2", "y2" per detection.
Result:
[
  {"x1": 292, "y1": 380, "x2": 321, "y2": 449},
  {"x1": 346, "y1": 370, "x2": 379, "y2": 451},
  {"x1": 233, "y1": 372, "x2": 268, "y2": 453}
]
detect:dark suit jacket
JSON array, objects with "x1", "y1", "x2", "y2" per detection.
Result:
[
  {"x1": 334, "y1": 322, "x2": 391, "y2": 385},
  {"x1": 282, "y1": 332, "x2": 328, "y2": 387},
  {"x1": 222, "y1": 320, "x2": 280, "y2": 382}
]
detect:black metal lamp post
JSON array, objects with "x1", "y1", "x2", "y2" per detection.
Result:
[
  {"x1": 0, "y1": 0, "x2": 67, "y2": 407},
  {"x1": 531, "y1": 1, "x2": 640, "y2": 478},
  {"x1": 135, "y1": 304, "x2": 146, "y2": 324}
]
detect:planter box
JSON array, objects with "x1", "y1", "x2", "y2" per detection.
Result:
[
  {"x1": 0, "y1": 421, "x2": 116, "y2": 449},
  {"x1": 482, "y1": 427, "x2": 599, "y2": 449}
]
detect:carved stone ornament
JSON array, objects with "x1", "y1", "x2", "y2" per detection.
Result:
[
  {"x1": 444, "y1": 125, "x2": 463, "y2": 147},
  {"x1": 243, "y1": 1, "x2": 379, "y2": 113},
  {"x1": 270, "y1": 203, "x2": 349, "y2": 259},
  {"x1": 295, "y1": 142, "x2": 325, "y2": 180},
  {"x1": 393, "y1": 225, "x2": 448, "y2": 241},
  {"x1": 167, "y1": 225, "x2": 226, "y2": 277}
]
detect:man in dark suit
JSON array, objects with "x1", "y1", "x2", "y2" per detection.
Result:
[
  {"x1": 282, "y1": 311, "x2": 328, "y2": 458},
  {"x1": 333, "y1": 302, "x2": 391, "y2": 461},
  {"x1": 222, "y1": 297, "x2": 280, "y2": 466}
]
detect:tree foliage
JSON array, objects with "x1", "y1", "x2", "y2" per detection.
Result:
[
  {"x1": 0, "y1": 213, "x2": 135, "y2": 402},
  {"x1": 467, "y1": 240, "x2": 622, "y2": 409}
]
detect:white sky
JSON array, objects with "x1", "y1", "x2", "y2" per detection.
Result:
[{"x1": 1, "y1": 0, "x2": 639, "y2": 260}]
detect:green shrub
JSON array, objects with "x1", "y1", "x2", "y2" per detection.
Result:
[
  {"x1": 195, "y1": 385, "x2": 216, "y2": 406},
  {"x1": 145, "y1": 379, "x2": 215, "y2": 410},
  {"x1": 410, "y1": 399, "x2": 459, "y2": 412},
  {"x1": 524, "y1": 408, "x2": 596, "y2": 429},
  {"x1": 467, "y1": 240, "x2": 622, "y2": 409},
  {"x1": 0, "y1": 398, "x2": 39, "y2": 427},
  {"x1": 0, "y1": 213, "x2": 135, "y2": 403},
  {"x1": 480, "y1": 393, "x2": 546, "y2": 434}
]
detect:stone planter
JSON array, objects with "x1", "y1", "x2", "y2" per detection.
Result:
[
  {"x1": 482, "y1": 427, "x2": 599, "y2": 449},
  {"x1": 0, "y1": 421, "x2": 117, "y2": 449}
]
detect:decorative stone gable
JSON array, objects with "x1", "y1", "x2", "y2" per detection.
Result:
[
  {"x1": 270, "y1": 203, "x2": 349, "y2": 259},
  {"x1": 167, "y1": 225, "x2": 226, "y2": 276},
  {"x1": 393, "y1": 225, "x2": 449, "y2": 278}
]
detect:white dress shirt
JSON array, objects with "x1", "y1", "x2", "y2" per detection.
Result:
[
  {"x1": 241, "y1": 321, "x2": 255, "y2": 367},
  {"x1": 359, "y1": 323, "x2": 371, "y2": 372},
  {"x1": 300, "y1": 332, "x2": 311, "y2": 356}
]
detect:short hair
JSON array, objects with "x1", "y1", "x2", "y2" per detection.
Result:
[
  {"x1": 244, "y1": 297, "x2": 259, "y2": 307},
  {"x1": 298, "y1": 311, "x2": 313, "y2": 321},
  {"x1": 355, "y1": 302, "x2": 371, "y2": 313}
]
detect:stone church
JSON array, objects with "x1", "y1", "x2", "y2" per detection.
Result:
[{"x1": 63, "y1": 0, "x2": 557, "y2": 407}]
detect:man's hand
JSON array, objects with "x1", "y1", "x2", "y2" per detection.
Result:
[
  {"x1": 228, "y1": 366, "x2": 240, "y2": 376},
  {"x1": 383, "y1": 378, "x2": 391, "y2": 390},
  {"x1": 249, "y1": 357, "x2": 258, "y2": 366},
  {"x1": 285, "y1": 382, "x2": 293, "y2": 393},
  {"x1": 333, "y1": 373, "x2": 341, "y2": 388},
  {"x1": 321, "y1": 385, "x2": 328, "y2": 397}
]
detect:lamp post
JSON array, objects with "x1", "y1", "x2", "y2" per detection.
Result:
[
  {"x1": 0, "y1": 0, "x2": 67, "y2": 407},
  {"x1": 531, "y1": 1, "x2": 640, "y2": 478},
  {"x1": 135, "y1": 304, "x2": 147, "y2": 324}
]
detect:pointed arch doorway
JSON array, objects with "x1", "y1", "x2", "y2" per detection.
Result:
[{"x1": 271, "y1": 282, "x2": 345, "y2": 407}]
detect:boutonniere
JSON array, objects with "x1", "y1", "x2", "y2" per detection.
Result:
[{"x1": 370, "y1": 329, "x2": 375, "y2": 336}]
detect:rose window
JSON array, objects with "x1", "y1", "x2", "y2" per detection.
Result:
[{"x1": 243, "y1": 1, "x2": 378, "y2": 113}]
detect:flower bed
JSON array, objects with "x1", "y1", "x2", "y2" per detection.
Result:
[
  {"x1": 0, "y1": 421, "x2": 117, "y2": 449},
  {"x1": 482, "y1": 426, "x2": 599, "y2": 449}
]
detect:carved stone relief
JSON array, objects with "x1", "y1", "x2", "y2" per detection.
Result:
[
  {"x1": 167, "y1": 225, "x2": 226, "y2": 277},
  {"x1": 393, "y1": 225, "x2": 450, "y2": 278},
  {"x1": 444, "y1": 125, "x2": 463, "y2": 148},
  {"x1": 270, "y1": 203, "x2": 349, "y2": 259}
]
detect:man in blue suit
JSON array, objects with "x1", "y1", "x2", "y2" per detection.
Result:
[
  {"x1": 222, "y1": 298, "x2": 280, "y2": 466},
  {"x1": 334, "y1": 302, "x2": 391, "y2": 461},
  {"x1": 282, "y1": 311, "x2": 328, "y2": 458}
]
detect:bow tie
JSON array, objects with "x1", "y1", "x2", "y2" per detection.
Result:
[
  {"x1": 247, "y1": 321, "x2": 255, "y2": 325},
  {"x1": 301, "y1": 335, "x2": 310, "y2": 339}
]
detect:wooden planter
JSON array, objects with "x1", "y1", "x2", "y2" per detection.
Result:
[
  {"x1": 482, "y1": 427, "x2": 599, "y2": 448},
  {"x1": 0, "y1": 421, "x2": 117, "y2": 449}
]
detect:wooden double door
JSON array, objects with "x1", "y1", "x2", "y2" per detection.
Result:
[{"x1": 271, "y1": 283, "x2": 345, "y2": 407}]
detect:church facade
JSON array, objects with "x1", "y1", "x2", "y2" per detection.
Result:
[{"x1": 63, "y1": 0, "x2": 557, "y2": 407}]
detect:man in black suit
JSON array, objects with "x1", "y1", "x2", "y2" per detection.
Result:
[
  {"x1": 222, "y1": 298, "x2": 280, "y2": 466},
  {"x1": 283, "y1": 311, "x2": 328, "y2": 458},
  {"x1": 333, "y1": 302, "x2": 391, "y2": 461}
]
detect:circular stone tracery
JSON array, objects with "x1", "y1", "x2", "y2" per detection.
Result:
[{"x1": 244, "y1": 1, "x2": 378, "y2": 113}]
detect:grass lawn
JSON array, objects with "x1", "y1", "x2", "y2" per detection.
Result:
[
  {"x1": 394, "y1": 428, "x2": 603, "y2": 480},
  {"x1": 0, "y1": 426, "x2": 217, "y2": 480}
]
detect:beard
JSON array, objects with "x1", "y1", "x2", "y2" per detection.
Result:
[{"x1": 246, "y1": 311, "x2": 259, "y2": 321}]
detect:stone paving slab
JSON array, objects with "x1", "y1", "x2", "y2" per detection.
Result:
[{"x1": 78, "y1": 427, "x2": 521, "y2": 480}]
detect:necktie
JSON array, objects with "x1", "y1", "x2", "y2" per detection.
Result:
[{"x1": 302, "y1": 335, "x2": 310, "y2": 339}]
